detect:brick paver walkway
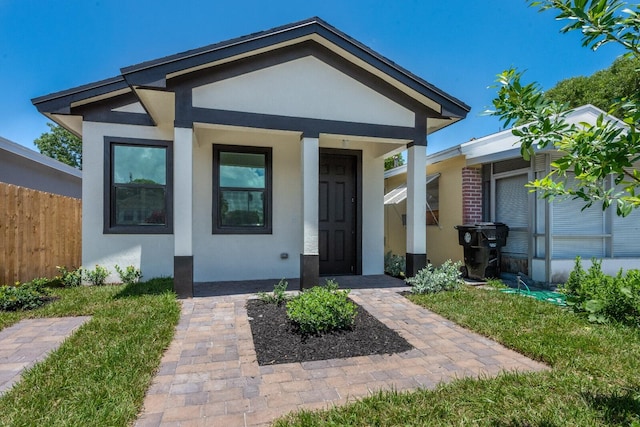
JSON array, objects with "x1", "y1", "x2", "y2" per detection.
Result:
[
  {"x1": 136, "y1": 281, "x2": 548, "y2": 427},
  {"x1": 0, "y1": 316, "x2": 91, "y2": 395}
]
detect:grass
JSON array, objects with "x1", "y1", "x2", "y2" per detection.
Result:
[
  {"x1": 0, "y1": 278, "x2": 180, "y2": 427},
  {"x1": 274, "y1": 286, "x2": 640, "y2": 426}
]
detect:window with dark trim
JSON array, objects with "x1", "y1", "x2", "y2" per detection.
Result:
[
  {"x1": 104, "y1": 137, "x2": 173, "y2": 234},
  {"x1": 213, "y1": 145, "x2": 272, "y2": 234},
  {"x1": 426, "y1": 176, "x2": 440, "y2": 226}
]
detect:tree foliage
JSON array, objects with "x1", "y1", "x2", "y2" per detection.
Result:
[
  {"x1": 490, "y1": 0, "x2": 640, "y2": 216},
  {"x1": 546, "y1": 56, "x2": 640, "y2": 119},
  {"x1": 384, "y1": 153, "x2": 405, "y2": 171},
  {"x1": 33, "y1": 123, "x2": 82, "y2": 169}
]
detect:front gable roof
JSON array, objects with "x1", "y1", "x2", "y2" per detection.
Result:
[{"x1": 33, "y1": 17, "x2": 470, "y2": 137}]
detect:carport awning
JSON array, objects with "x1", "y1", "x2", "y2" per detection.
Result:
[{"x1": 384, "y1": 173, "x2": 440, "y2": 205}]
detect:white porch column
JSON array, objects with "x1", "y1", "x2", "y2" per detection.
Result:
[
  {"x1": 174, "y1": 126, "x2": 194, "y2": 298},
  {"x1": 406, "y1": 143, "x2": 427, "y2": 276},
  {"x1": 300, "y1": 136, "x2": 319, "y2": 289}
]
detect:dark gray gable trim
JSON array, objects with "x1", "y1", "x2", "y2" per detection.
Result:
[
  {"x1": 32, "y1": 76, "x2": 129, "y2": 114},
  {"x1": 182, "y1": 108, "x2": 416, "y2": 140},
  {"x1": 169, "y1": 40, "x2": 437, "y2": 118},
  {"x1": 121, "y1": 17, "x2": 469, "y2": 118},
  {"x1": 72, "y1": 92, "x2": 154, "y2": 126}
]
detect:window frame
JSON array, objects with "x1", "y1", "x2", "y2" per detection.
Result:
[
  {"x1": 103, "y1": 137, "x2": 173, "y2": 234},
  {"x1": 212, "y1": 144, "x2": 272, "y2": 235},
  {"x1": 426, "y1": 175, "x2": 440, "y2": 226}
]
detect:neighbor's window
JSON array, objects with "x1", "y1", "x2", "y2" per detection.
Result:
[
  {"x1": 105, "y1": 138, "x2": 172, "y2": 234},
  {"x1": 426, "y1": 174, "x2": 439, "y2": 226},
  {"x1": 213, "y1": 145, "x2": 272, "y2": 234}
]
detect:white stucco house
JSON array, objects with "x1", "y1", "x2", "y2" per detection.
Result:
[
  {"x1": 32, "y1": 17, "x2": 469, "y2": 296},
  {"x1": 384, "y1": 104, "x2": 639, "y2": 284}
]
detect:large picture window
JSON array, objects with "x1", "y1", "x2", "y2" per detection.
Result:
[
  {"x1": 104, "y1": 138, "x2": 172, "y2": 234},
  {"x1": 213, "y1": 145, "x2": 272, "y2": 234}
]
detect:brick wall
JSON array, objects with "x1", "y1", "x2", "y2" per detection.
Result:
[{"x1": 462, "y1": 167, "x2": 482, "y2": 224}]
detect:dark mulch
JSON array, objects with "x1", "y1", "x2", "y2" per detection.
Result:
[{"x1": 246, "y1": 299, "x2": 413, "y2": 365}]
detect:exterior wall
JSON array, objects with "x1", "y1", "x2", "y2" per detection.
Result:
[
  {"x1": 461, "y1": 167, "x2": 482, "y2": 224},
  {"x1": 543, "y1": 258, "x2": 640, "y2": 284},
  {"x1": 0, "y1": 143, "x2": 81, "y2": 198},
  {"x1": 426, "y1": 156, "x2": 464, "y2": 266},
  {"x1": 190, "y1": 134, "x2": 386, "y2": 282},
  {"x1": 384, "y1": 155, "x2": 465, "y2": 268},
  {"x1": 192, "y1": 56, "x2": 414, "y2": 127},
  {"x1": 384, "y1": 173, "x2": 407, "y2": 257},
  {"x1": 192, "y1": 130, "x2": 303, "y2": 282},
  {"x1": 82, "y1": 121, "x2": 175, "y2": 282}
]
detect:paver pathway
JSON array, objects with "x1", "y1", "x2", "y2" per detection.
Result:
[
  {"x1": 136, "y1": 286, "x2": 548, "y2": 427},
  {"x1": 0, "y1": 316, "x2": 91, "y2": 395}
]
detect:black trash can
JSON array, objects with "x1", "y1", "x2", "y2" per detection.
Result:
[{"x1": 455, "y1": 222, "x2": 509, "y2": 280}]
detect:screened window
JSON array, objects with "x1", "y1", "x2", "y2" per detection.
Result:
[
  {"x1": 495, "y1": 173, "x2": 529, "y2": 256},
  {"x1": 213, "y1": 145, "x2": 272, "y2": 234},
  {"x1": 104, "y1": 138, "x2": 172, "y2": 234}
]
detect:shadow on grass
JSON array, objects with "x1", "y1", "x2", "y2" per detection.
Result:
[
  {"x1": 114, "y1": 277, "x2": 175, "y2": 299},
  {"x1": 584, "y1": 390, "x2": 640, "y2": 425}
]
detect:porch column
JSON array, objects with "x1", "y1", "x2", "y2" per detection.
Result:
[
  {"x1": 300, "y1": 136, "x2": 319, "y2": 290},
  {"x1": 406, "y1": 143, "x2": 427, "y2": 277},
  {"x1": 174, "y1": 126, "x2": 194, "y2": 298}
]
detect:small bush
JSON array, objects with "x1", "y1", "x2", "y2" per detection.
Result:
[
  {"x1": 0, "y1": 282, "x2": 49, "y2": 311},
  {"x1": 85, "y1": 265, "x2": 110, "y2": 286},
  {"x1": 115, "y1": 265, "x2": 142, "y2": 285},
  {"x1": 257, "y1": 279, "x2": 289, "y2": 305},
  {"x1": 27, "y1": 277, "x2": 51, "y2": 292},
  {"x1": 286, "y1": 280, "x2": 356, "y2": 334},
  {"x1": 407, "y1": 260, "x2": 463, "y2": 294},
  {"x1": 56, "y1": 266, "x2": 83, "y2": 287},
  {"x1": 561, "y1": 257, "x2": 640, "y2": 325},
  {"x1": 564, "y1": 256, "x2": 585, "y2": 296},
  {"x1": 384, "y1": 251, "x2": 406, "y2": 278}
]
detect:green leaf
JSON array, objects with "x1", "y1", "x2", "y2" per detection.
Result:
[{"x1": 585, "y1": 299, "x2": 604, "y2": 313}]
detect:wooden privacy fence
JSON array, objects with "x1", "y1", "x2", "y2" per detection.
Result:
[{"x1": 0, "y1": 182, "x2": 81, "y2": 285}]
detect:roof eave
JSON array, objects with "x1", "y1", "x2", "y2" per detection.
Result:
[
  {"x1": 31, "y1": 76, "x2": 129, "y2": 114},
  {"x1": 120, "y1": 17, "x2": 470, "y2": 118}
]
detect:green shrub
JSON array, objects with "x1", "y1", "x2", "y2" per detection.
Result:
[
  {"x1": 257, "y1": 279, "x2": 289, "y2": 305},
  {"x1": 27, "y1": 277, "x2": 51, "y2": 292},
  {"x1": 564, "y1": 256, "x2": 585, "y2": 296},
  {"x1": 115, "y1": 265, "x2": 142, "y2": 285},
  {"x1": 286, "y1": 280, "x2": 356, "y2": 334},
  {"x1": 56, "y1": 266, "x2": 83, "y2": 287},
  {"x1": 0, "y1": 282, "x2": 49, "y2": 311},
  {"x1": 84, "y1": 265, "x2": 110, "y2": 286},
  {"x1": 407, "y1": 260, "x2": 463, "y2": 294},
  {"x1": 384, "y1": 251, "x2": 406, "y2": 278},
  {"x1": 561, "y1": 257, "x2": 640, "y2": 325}
]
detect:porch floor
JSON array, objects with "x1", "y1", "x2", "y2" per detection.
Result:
[{"x1": 136, "y1": 276, "x2": 548, "y2": 427}]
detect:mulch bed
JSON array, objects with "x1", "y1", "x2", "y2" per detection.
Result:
[{"x1": 246, "y1": 299, "x2": 413, "y2": 365}]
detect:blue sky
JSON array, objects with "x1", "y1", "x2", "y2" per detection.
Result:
[{"x1": 0, "y1": 0, "x2": 625, "y2": 154}]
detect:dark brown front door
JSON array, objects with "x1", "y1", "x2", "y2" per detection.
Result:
[{"x1": 319, "y1": 153, "x2": 357, "y2": 275}]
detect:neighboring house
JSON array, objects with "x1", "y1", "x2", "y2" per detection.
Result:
[
  {"x1": 0, "y1": 136, "x2": 81, "y2": 198},
  {"x1": 385, "y1": 105, "x2": 639, "y2": 284},
  {"x1": 32, "y1": 17, "x2": 470, "y2": 296}
]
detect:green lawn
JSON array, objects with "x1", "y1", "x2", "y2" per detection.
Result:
[
  {"x1": 0, "y1": 278, "x2": 180, "y2": 427},
  {"x1": 274, "y1": 286, "x2": 640, "y2": 426}
]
